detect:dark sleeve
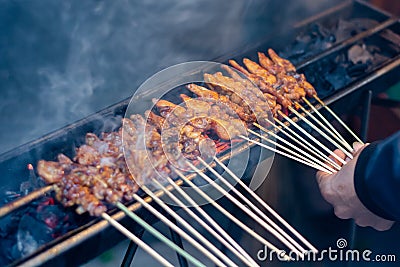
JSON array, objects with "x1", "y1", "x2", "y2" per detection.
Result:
[{"x1": 354, "y1": 131, "x2": 400, "y2": 221}]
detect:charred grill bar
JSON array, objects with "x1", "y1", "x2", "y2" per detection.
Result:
[{"x1": 0, "y1": 1, "x2": 399, "y2": 266}]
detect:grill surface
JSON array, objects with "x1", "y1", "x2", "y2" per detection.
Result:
[{"x1": 1, "y1": 1, "x2": 399, "y2": 266}]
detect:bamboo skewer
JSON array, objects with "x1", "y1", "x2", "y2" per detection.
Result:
[
  {"x1": 240, "y1": 135, "x2": 333, "y2": 174},
  {"x1": 213, "y1": 157, "x2": 318, "y2": 253},
  {"x1": 185, "y1": 161, "x2": 306, "y2": 259},
  {"x1": 91, "y1": 177, "x2": 206, "y2": 266},
  {"x1": 152, "y1": 179, "x2": 258, "y2": 267},
  {"x1": 301, "y1": 97, "x2": 353, "y2": 151},
  {"x1": 288, "y1": 107, "x2": 353, "y2": 159},
  {"x1": 101, "y1": 212, "x2": 174, "y2": 267},
  {"x1": 253, "y1": 122, "x2": 338, "y2": 171},
  {"x1": 197, "y1": 157, "x2": 309, "y2": 255},
  {"x1": 173, "y1": 168, "x2": 292, "y2": 261},
  {"x1": 0, "y1": 184, "x2": 55, "y2": 218},
  {"x1": 296, "y1": 102, "x2": 353, "y2": 151},
  {"x1": 314, "y1": 95, "x2": 364, "y2": 144},
  {"x1": 248, "y1": 128, "x2": 323, "y2": 170},
  {"x1": 278, "y1": 112, "x2": 347, "y2": 165},
  {"x1": 264, "y1": 118, "x2": 342, "y2": 170},
  {"x1": 116, "y1": 202, "x2": 205, "y2": 267},
  {"x1": 247, "y1": 128, "x2": 336, "y2": 173},
  {"x1": 135, "y1": 189, "x2": 237, "y2": 267},
  {"x1": 163, "y1": 177, "x2": 259, "y2": 266}
]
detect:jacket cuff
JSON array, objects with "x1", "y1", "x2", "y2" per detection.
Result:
[{"x1": 354, "y1": 141, "x2": 395, "y2": 221}]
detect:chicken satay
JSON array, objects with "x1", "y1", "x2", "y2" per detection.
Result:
[
  {"x1": 260, "y1": 51, "x2": 316, "y2": 97},
  {"x1": 221, "y1": 65, "x2": 283, "y2": 117},
  {"x1": 243, "y1": 58, "x2": 277, "y2": 86},
  {"x1": 211, "y1": 118, "x2": 247, "y2": 140},
  {"x1": 152, "y1": 99, "x2": 187, "y2": 119},
  {"x1": 229, "y1": 60, "x2": 274, "y2": 94},
  {"x1": 180, "y1": 93, "x2": 212, "y2": 116},
  {"x1": 268, "y1": 48, "x2": 296, "y2": 73},
  {"x1": 241, "y1": 58, "x2": 299, "y2": 106},
  {"x1": 205, "y1": 71, "x2": 283, "y2": 119},
  {"x1": 187, "y1": 83, "x2": 255, "y2": 122},
  {"x1": 145, "y1": 110, "x2": 167, "y2": 130},
  {"x1": 258, "y1": 52, "x2": 285, "y2": 75},
  {"x1": 152, "y1": 99, "x2": 191, "y2": 127},
  {"x1": 179, "y1": 93, "x2": 246, "y2": 139},
  {"x1": 293, "y1": 73, "x2": 317, "y2": 97},
  {"x1": 227, "y1": 60, "x2": 293, "y2": 110}
]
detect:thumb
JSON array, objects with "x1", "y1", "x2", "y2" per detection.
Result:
[{"x1": 353, "y1": 142, "x2": 365, "y2": 153}]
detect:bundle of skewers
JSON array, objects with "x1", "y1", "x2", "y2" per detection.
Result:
[{"x1": 0, "y1": 49, "x2": 364, "y2": 266}]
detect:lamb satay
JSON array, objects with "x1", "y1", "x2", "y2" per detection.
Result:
[
  {"x1": 123, "y1": 114, "x2": 173, "y2": 183},
  {"x1": 76, "y1": 120, "x2": 139, "y2": 203},
  {"x1": 38, "y1": 157, "x2": 108, "y2": 216},
  {"x1": 145, "y1": 109, "x2": 203, "y2": 161},
  {"x1": 81, "y1": 131, "x2": 138, "y2": 202},
  {"x1": 146, "y1": 111, "x2": 192, "y2": 162},
  {"x1": 187, "y1": 83, "x2": 255, "y2": 123},
  {"x1": 263, "y1": 93, "x2": 282, "y2": 116}
]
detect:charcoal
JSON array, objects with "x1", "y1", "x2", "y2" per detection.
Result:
[
  {"x1": 282, "y1": 18, "x2": 381, "y2": 65},
  {"x1": 325, "y1": 66, "x2": 350, "y2": 89},
  {"x1": 347, "y1": 63, "x2": 369, "y2": 77}
]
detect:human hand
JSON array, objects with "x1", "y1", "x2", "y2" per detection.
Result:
[{"x1": 316, "y1": 143, "x2": 394, "y2": 231}]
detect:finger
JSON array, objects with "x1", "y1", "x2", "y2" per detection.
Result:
[
  {"x1": 316, "y1": 170, "x2": 329, "y2": 183},
  {"x1": 352, "y1": 142, "x2": 364, "y2": 152},
  {"x1": 373, "y1": 221, "x2": 395, "y2": 231},
  {"x1": 353, "y1": 142, "x2": 370, "y2": 157},
  {"x1": 333, "y1": 206, "x2": 352, "y2": 220},
  {"x1": 328, "y1": 149, "x2": 346, "y2": 167}
]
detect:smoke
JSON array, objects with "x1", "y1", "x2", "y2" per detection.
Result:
[{"x1": 0, "y1": 0, "x2": 339, "y2": 154}]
